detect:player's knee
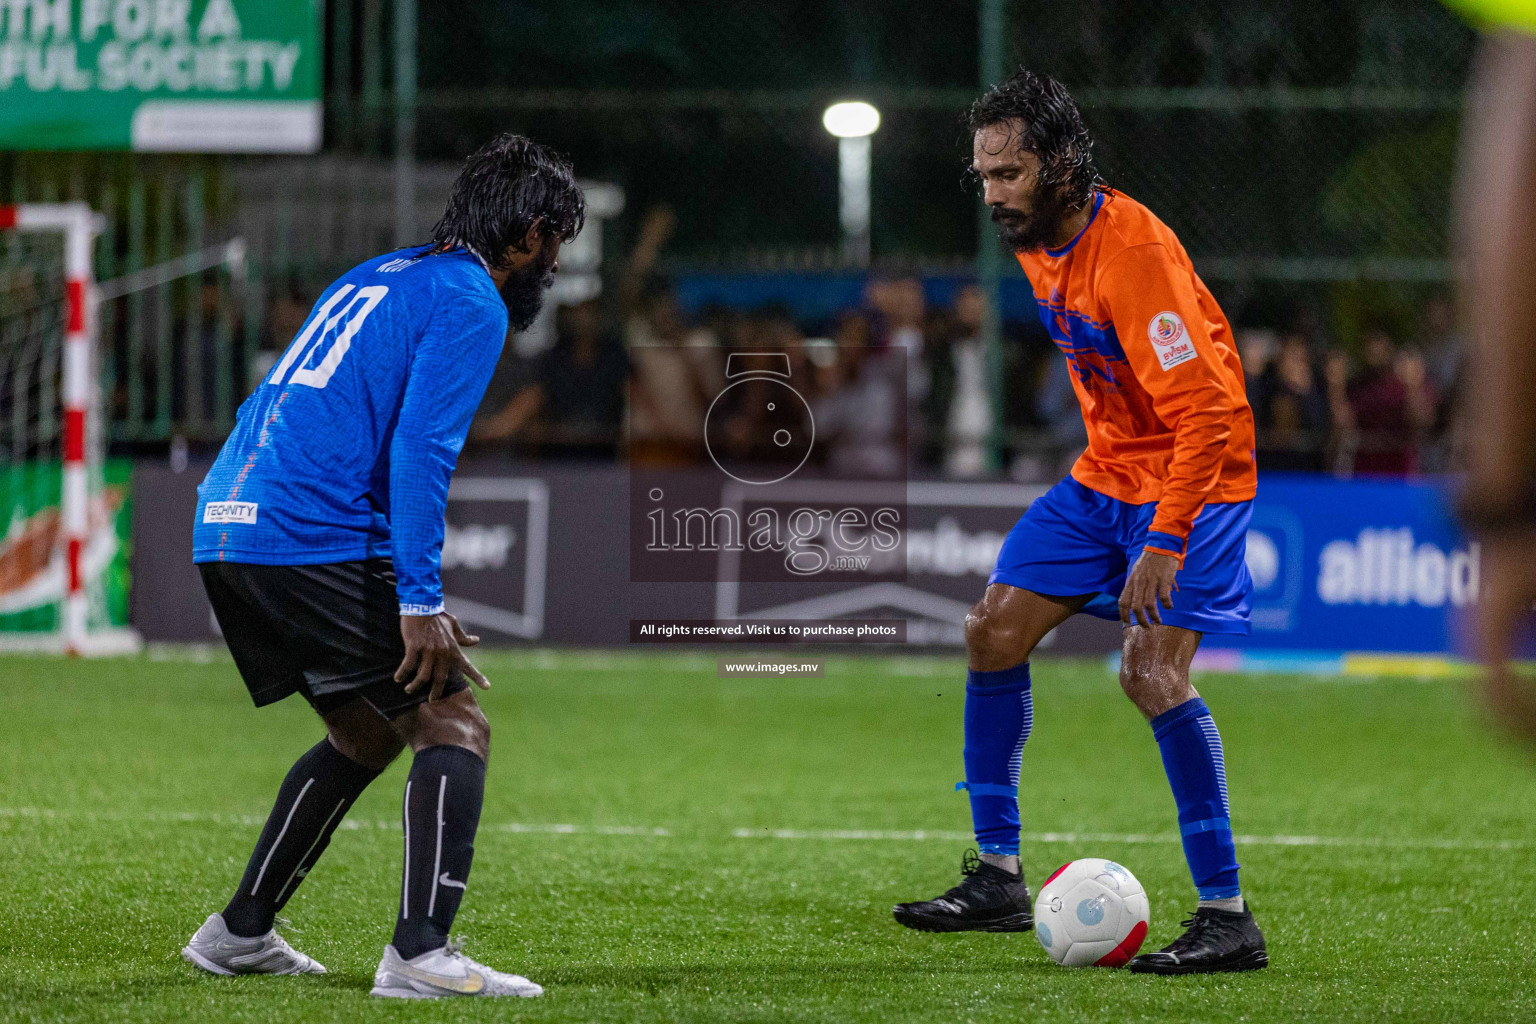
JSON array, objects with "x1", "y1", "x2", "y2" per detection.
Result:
[
  {"x1": 459, "y1": 699, "x2": 491, "y2": 759},
  {"x1": 321, "y1": 698, "x2": 406, "y2": 770},
  {"x1": 327, "y1": 726, "x2": 404, "y2": 772},
  {"x1": 965, "y1": 601, "x2": 1030, "y2": 669},
  {"x1": 1118, "y1": 659, "x2": 1193, "y2": 719},
  {"x1": 413, "y1": 692, "x2": 490, "y2": 762},
  {"x1": 441, "y1": 701, "x2": 489, "y2": 761},
  {"x1": 1118, "y1": 660, "x2": 1149, "y2": 699}
]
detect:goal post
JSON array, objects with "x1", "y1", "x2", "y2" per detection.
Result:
[{"x1": 0, "y1": 203, "x2": 138, "y2": 656}]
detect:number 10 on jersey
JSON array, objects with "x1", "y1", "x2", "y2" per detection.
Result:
[{"x1": 269, "y1": 285, "x2": 390, "y2": 390}]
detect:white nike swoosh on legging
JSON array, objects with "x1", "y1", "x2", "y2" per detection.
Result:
[{"x1": 438, "y1": 872, "x2": 467, "y2": 890}]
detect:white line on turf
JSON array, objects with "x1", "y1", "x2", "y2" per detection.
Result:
[
  {"x1": 496, "y1": 822, "x2": 673, "y2": 836},
  {"x1": 1, "y1": 806, "x2": 1526, "y2": 850},
  {"x1": 729, "y1": 827, "x2": 1535, "y2": 851},
  {"x1": 0, "y1": 806, "x2": 673, "y2": 836}
]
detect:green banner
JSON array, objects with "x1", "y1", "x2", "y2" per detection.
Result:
[
  {"x1": 0, "y1": 461, "x2": 132, "y2": 632},
  {"x1": 0, "y1": 0, "x2": 322, "y2": 152}
]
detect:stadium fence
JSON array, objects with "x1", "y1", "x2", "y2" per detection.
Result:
[{"x1": 0, "y1": 0, "x2": 1477, "y2": 447}]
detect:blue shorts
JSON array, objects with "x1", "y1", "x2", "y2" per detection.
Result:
[{"x1": 989, "y1": 477, "x2": 1253, "y2": 635}]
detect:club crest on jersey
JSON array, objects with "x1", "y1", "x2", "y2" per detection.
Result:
[{"x1": 1148, "y1": 311, "x2": 1197, "y2": 370}]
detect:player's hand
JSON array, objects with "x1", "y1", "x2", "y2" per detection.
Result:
[
  {"x1": 397, "y1": 612, "x2": 490, "y2": 702},
  {"x1": 1476, "y1": 534, "x2": 1536, "y2": 744},
  {"x1": 1120, "y1": 550, "x2": 1180, "y2": 628}
]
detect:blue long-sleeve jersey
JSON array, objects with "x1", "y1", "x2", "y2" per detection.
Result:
[{"x1": 193, "y1": 245, "x2": 508, "y2": 615}]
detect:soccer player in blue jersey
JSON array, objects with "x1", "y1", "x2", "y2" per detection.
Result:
[{"x1": 179, "y1": 134, "x2": 583, "y2": 999}]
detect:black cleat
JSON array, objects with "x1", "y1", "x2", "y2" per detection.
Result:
[
  {"x1": 1127, "y1": 902, "x2": 1269, "y2": 974},
  {"x1": 892, "y1": 850, "x2": 1033, "y2": 933}
]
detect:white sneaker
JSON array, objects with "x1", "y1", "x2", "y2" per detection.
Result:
[
  {"x1": 370, "y1": 941, "x2": 543, "y2": 998},
  {"x1": 181, "y1": 912, "x2": 327, "y2": 976}
]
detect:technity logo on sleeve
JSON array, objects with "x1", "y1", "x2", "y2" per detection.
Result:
[
  {"x1": 203, "y1": 501, "x2": 258, "y2": 525},
  {"x1": 1148, "y1": 311, "x2": 1198, "y2": 370}
]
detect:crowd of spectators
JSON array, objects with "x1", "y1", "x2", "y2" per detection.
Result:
[
  {"x1": 1240, "y1": 295, "x2": 1463, "y2": 477},
  {"x1": 460, "y1": 207, "x2": 1465, "y2": 482},
  {"x1": 225, "y1": 208, "x2": 1458, "y2": 481},
  {"x1": 465, "y1": 217, "x2": 1012, "y2": 479},
  {"x1": 467, "y1": 206, "x2": 1031, "y2": 477},
  {"x1": 39, "y1": 207, "x2": 1460, "y2": 484}
]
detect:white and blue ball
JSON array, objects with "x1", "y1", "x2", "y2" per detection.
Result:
[{"x1": 1033, "y1": 858, "x2": 1150, "y2": 967}]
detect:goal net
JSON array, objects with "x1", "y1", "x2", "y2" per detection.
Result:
[{"x1": 0, "y1": 204, "x2": 138, "y2": 655}]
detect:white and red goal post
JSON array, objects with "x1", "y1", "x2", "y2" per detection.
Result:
[{"x1": 0, "y1": 203, "x2": 136, "y2": 656}]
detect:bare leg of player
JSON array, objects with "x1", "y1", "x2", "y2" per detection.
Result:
[{"x1": 1117, "y1": 624, "x2": 1201, "y2": 719}]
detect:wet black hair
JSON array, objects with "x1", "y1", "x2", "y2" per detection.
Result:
[
  {"x1": 427, "y1": 133, "x2": 585, "y2": 270},
  {"x1": 965, "y1": 69, "x2": 1103, "y2": 211}
]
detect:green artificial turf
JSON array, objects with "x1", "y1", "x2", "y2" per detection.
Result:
[{"x1": 2, "y1": 649, "x2": 1535, "y2": 1022}]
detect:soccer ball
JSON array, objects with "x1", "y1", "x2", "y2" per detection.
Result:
[{"x1": 1033, "y1": 858, "x2": 1150, "y2": 967}]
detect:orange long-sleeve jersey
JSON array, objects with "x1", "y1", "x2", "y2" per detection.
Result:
[{"x1": 1017, "y1": 189, "x2": 1256, "y2": 561}]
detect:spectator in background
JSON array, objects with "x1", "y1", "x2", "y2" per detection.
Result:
[
  {"x1": 179, "y1": 272, "x2": 243, "y2": 426},
  {"x1": 627, "y1": 280, "x2": 720, "y2": 464},
  {"x1": 1235, "y1": 326, "x2": 1279, "y2": 393},
  {"x1": 622, "y1": 205, "x2": 722, "y2": 465},
  {"x1": 811, "y1": 309, "x2": 871, "y2": 397},
  {"x1": 694, "y1": 301, "x2": 743, "y2": 350},
  {"x1": 865, "y1": 275, "x2": 930, "y2": 460},
  {"x1": 1035, "y1": 349, "x2": 1088, "y2": 478},
  {"x1": 754, "y1": 303, "x2": 804, "y2": 351},
  {"x1": 917, "y1": 301, "x2": 957, "y2": 469},
  {"x1": 1251, "y1": 333, "x2": 1330, "y2": 471},
  {"x1": 1331, "y1": 328, "x2": 1436, "y2": 475},
  {"x1": 1418, "y1": 292, "x2": 1467, "y2": 399},
  {"x1": 926, "y1": 284, "x2": 994, "y2": 478},
  {"x1": 709, "y1": 311, "x2": 815, "y2": 470},
  {"x1": 472, "y1": 299, "x2": 628, "y2": 459},
  {"x1": 868, "y1": 276, "x2": 926, "y2": 357},
  {"x1": 1417, "y1": 292, "x2": 1468, "y2": 471},
  {"x1": 1322, "y1": 348, "x2": 1354, "y2": 474},
  {"x1": 253, "y1": 278, "x2": 314, "y2": 389},
  {"x1": 812, "y1": 309, "x2": 905, "y2": 478}
]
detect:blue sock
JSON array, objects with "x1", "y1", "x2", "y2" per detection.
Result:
[
  {"x1": 1150, "y1": 697, "x2": 1241, "y2": 900},
  {"x1": 957, "y1": 663, "x2": 1033, "y2": 857}
]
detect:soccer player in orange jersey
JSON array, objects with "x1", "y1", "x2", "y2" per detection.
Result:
[{"x1": 892, "y1": 70, "x2": 1267, "y2": 974}]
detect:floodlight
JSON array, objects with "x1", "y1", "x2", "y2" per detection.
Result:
[{"x1": 822, "y1": 101, "x2": 880, "y2": 139}]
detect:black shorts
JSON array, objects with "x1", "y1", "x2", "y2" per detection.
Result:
[{"x1": 199, "y1": 558, "x2": 467, "y2": 720}]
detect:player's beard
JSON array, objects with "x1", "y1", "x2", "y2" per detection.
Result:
[
  {"x1": 992, "y1": 183, "x2": 1074, "y2": 253},
  {"x1": 499, "y1": 247, "x2": 558, "y2": 332}
]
